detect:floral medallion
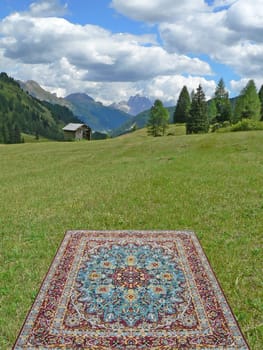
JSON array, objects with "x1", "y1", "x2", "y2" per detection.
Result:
[{"x1": 75, "y1": 243, "x2": 185, "y2": 327}]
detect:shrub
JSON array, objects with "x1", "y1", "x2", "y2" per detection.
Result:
[
  {"x1": 211, "y1": 123, "x2": 221, "y2": 132},
  {"x1": 222, "y1": 121, "x2": 231, "y2": 128},
  {"x1": 231, "y1": 119, "x2": 263, "y2": 132}
]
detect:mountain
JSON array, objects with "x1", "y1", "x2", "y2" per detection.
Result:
[
  {"x1": 20, "y1": 80, "x2": 133, "y2": 132},
  {"x1": 65, "y1": 93, "x2": 132, "y2": 132},
  {"x1": 0, "y1": 72, "x2": 81, "y2": 143},
  {"x1": 127, "y1": 95, "x2": 153, "y2": 115},
  {"x1": 19, "y1": 80, "x2": 72, "y2": 109},
  {"x1": 111, "y1": 94, "x2": 153, "y2": 116}
]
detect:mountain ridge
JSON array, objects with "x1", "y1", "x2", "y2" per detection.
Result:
[
  {"x1": 19, "y1": 80, "x2": 72, "y2": 108},
  {"x1": 65, "y1": 93, "x2": 132, "y2": 132},
  {"x1": 111, "y1": 94, "x2": 153, "y2": 116},
  {"x1": 20, "y1": 80, "x2": 133, "y2": 132}
]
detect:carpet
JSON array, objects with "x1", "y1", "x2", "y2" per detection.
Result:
[{"x1": 14, "y1": 230, "x2": 249, "y2": 349}]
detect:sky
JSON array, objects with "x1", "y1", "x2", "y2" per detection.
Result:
[{"x1": 0, "y1": 0, "x2": 263, "y2": 105}]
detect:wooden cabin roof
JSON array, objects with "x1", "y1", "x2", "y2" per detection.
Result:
[{"x1": 63, "y1": 123, "x2": 89, "y2": 132}]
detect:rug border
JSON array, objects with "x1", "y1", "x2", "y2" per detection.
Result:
[
  {"x1": 12, "y1": 230, "x2": 69, "y2": 350},
  {"x1": 192, "y1": 232, "x2": 250, "y2": 350},
  {"x1": 13, "y1": 230, "x2": 250, "y2": 350}
]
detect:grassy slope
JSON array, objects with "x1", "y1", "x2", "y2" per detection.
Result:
[
  {"x1": 21, "y1": 133, "x2": 50, "y2": 143},
  {"x1": 0, "y1": 128, "x2": 262, "y2": 349}
]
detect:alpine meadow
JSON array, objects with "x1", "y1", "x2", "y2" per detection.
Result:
[
  {"x1": 1, "y1": 0, "x2": 263, "y2": 348},
  {"x1": 0, "y1": 127, "x2": 263, "y2": 349}
]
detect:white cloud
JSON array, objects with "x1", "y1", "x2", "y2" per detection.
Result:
[
  {"x1": 0, "y1": 44, "x2": 216, "y2": 105},
  {"x1": 85, "y1": 75, "x2": 216, "y2": 106},
  {"x1": 111, "y1": 0, "x2": 208, "y2": 23},
  {"x1": 230, "y1": 77, "x2": 263, "y2": 96},
  {"x1": 0, "y1": 7, "x2": 213, "y2": 104},
  {"x1": 112, "y1": 0, "x2": 263, "y2": 84},
  {"x1": 0, "y1": 12, "x2": 211, "y2": 80},
  {"x1": 230, "y1": 78, "x2": 249, "y2": 96},
  {"x1": 79, "y1": 75, "x2": 217, "y2": 106},
  {"x1": 142, "y1": 75, "x2": 216, "y2": 104},
  {"x1": 226, "y1": 0, "x2": 263, "y2": 37},
  {"x1": 159, "y1": 11, "x2": 237, "y2": 55},
  {"x1": 29, "y1": 0, "x2": 68, "y2": 17},
  {"x1": 1, "y1": 0, "x2": 263, "y2": 104}
]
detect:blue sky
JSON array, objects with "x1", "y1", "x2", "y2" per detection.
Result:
[{"x1": 0, "y1": 0, "x2": 263, "y2": 104}]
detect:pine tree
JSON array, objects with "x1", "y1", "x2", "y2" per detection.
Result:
[
  {"x1": 234, "y1": 80, "x2": 261, "y2": 122},
  {"x1": 147, "y1": 99, "x2": 169, "y2": 137},
  {"x1": 173, "y1": 86, "x2": 191, "y2": 123},
  {"x1": 208, "y1": 99, "x2": 217, "y2": 123},
  {"x1": 258, "y1": 84, "x2": 263, "y2": 121},
  {"x1": 187, "y1": 84, "x2": 209, "y2": 134},
  {"x1": 2, "y1": 124, "x2": 9, "y2": 143},
  {"x1": 214, "y1": 78, "x2": 232, "y2": 122},
  {"x1": 14, "y1": 124, "x2": 22, "y2": 143}
]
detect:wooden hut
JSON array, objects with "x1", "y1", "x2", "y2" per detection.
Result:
[{"x1": 63, "y1": 123, "x2": 91, "y2": 141}]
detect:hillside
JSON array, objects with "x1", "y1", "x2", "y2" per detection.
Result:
[
  {"x1": 0, "y1": 130, "x2": 262, "y2": 349},
  {"x1": 0, "y1": 73, "x2": 81, "y2": 143},
  {"x1": 65, "y1": 93, "x2": 132, "y2": 132},
  {"x1": 113, "y1": 96, "x2": 240, "y2": 137},
  {"x1": 112, "y1": 105, "x2": 175, "y2": 136}
]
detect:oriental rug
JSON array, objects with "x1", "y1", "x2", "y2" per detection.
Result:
[{"x1": 14, "y1": 230, "x2": 249, "y2": 349}]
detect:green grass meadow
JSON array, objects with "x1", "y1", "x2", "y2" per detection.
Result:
[{"x1": 0, "y1": 127, "x2": 263, "y2": 349}]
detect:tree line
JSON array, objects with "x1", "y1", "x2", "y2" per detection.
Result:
[{"x1": 148, "y1": 78, "x2": 263, "y2": 136}]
